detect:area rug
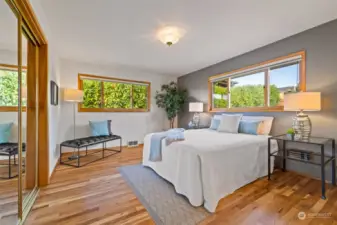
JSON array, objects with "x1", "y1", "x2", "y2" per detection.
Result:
[{"x1": 118, "y1": 164, "x2": 209, "y2": 225}]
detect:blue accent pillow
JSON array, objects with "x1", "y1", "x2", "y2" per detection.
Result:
[
  {"x1": 209, "y1": 118, "x2": 221, "y2": 130},
  {"x1": 89, "y1": 120, "x2": 110, "y2": 136},
  {"x1": 238, "y1": 121, "x2": 261, "y2": 135},
  {"x1": 0, "y1": 123, "x2": 13, "y2": 144}
]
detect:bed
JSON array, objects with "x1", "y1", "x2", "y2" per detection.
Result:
[{"x1": 142, "y1": 116, "x2": 278, "y2": 212}]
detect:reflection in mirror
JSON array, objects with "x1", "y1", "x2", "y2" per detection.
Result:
[
  {"x1": 0, "y1": 0, "x2": 19, "y2": 224},
  {"x1": 22, "y1": 31, "x2": 38, "y2": 203}
]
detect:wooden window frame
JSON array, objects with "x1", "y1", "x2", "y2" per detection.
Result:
[
  {"x1": 0, "y1": 63, "x2": 27, "y2": 112},
  {"x1": 208, "y1": 51, "x2": 306, "y2": 112},
  {"x1": 78, "y1": 73, "x2": 151, "y2": 112}
]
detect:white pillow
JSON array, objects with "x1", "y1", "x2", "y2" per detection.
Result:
[{"x1": 217, "y1": 114, "x2": 243, "y2": 133}]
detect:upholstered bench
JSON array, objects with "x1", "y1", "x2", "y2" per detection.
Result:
[
  {"x1": 0, "y1": 143, "x2": 26, "y2": 179},
  {"x1": 59, "y1": 135, "x2": 122, "y2": 167}
]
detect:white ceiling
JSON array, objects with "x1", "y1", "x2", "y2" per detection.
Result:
[{"x1": 38, "y1": 0, "x2": 337, "y2": 76}]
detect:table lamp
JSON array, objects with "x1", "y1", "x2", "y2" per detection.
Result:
[
  {"x1": 189, "y1": 102, "x2": 203, "y2": 128},
  {"x1": 284, "y1": 92, "x2": 321, "y2": 140}
]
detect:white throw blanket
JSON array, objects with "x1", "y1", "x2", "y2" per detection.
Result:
[{"x1": 143, "y1": 129, "x2": 277, "y2": 212}]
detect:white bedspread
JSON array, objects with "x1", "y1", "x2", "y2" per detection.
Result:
[{"x1": 142, "y1": 129, "x2": 277, "y2": 212}]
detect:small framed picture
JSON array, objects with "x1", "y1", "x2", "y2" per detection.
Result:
[{"x1": 50, "y1": 81, "x2": 59, "y2": 105}]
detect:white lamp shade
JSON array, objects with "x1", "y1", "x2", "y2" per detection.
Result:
[
  {"x1": 189, "y1": 102, "x2": 203, "y2": 112},
  {"x1": 284, "y1": 92, "x2": 321, "y2": 111},
  {"x1": 63, "y1": 88, "x2": 84, "y2": 102}
]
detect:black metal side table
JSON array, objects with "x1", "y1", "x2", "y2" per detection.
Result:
[{"x1": 268, "y1": 134, "x2": 336, "y2": 200}]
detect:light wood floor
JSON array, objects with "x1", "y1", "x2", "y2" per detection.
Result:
[{"x1": 25, "y1": 146, "x2": 337, "y2": 225}]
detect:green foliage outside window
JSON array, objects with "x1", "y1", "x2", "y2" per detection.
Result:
[
  {"x1": 213, "y1": 83, "x2": 281, "y2": 108},
  {"x1": 132, "y1": 85, "x2": 147, "y2": 109},
  {"x1": 82, "y1": 80, "x2": 101, "y2": 108},
  {"x1": 82, "y1": 79, "x2": 148, "y2": 110},
  {"x1": 213, "y1": 83, "x2": 228, "y2": 108},
  {"x1": 0, "y1": 70, "x2": 26, "y2": 106},
  {"x1": 104, "y1": 82, "x2": 132, "y2": 109}
]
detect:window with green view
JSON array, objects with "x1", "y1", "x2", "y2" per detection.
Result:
[
  {"x1": 79, "y1": 74, "x2": 150, "y2": 112},
  {"x1": 0, "y1": 68, "x2": 27, "y2": 108},
  {"x1": 209, "y1": 51, "x2": 305, "y2": 111}
]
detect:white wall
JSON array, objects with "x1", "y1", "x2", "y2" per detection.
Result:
[
  {"x1": 58, "y1": 59, "x2": 176, "y2": 153},
  {"x1": 0, "y1": 49, "x2": 27, "y2": 66}
]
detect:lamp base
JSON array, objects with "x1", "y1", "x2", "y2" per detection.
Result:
[
  {"x1": 191, "y1": 113, "x2": 200, "y2": 128},
  {"x1": 292, "y1": 111, "x2": 312, "y2": 140}
]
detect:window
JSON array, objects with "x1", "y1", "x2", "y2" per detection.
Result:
[
  {"x1": 208, "y1": 51, "x2": 306, "y2": 112},
  {"x1": 0, "y1": 64, "x2": 27, "y2": 111},
  {"x1": 78, "y1": 74, "x2": 151, "y2": 112}
]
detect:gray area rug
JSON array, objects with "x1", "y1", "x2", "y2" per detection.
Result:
[{"x1": 118, "y1": 164, "x2": 209, "y2": 225}]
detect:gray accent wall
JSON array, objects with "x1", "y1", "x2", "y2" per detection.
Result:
[{"x1": 177, "y1": 19, "x2": 337, "y2": 181}]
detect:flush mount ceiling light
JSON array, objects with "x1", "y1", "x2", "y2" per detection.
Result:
[{"x1": 156, "y1": 26, "x2": 185, "y2": 47}]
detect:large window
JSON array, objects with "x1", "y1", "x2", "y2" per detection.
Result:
[
  {"x1": 0, "y1": 64, "x2": 27, "y2": 111},
  {"x1": 208, "y1": 51, "x2": 305, "y2": 112},
  {"x1": 78, "y1": 74, "x2": 150, "y2": 112}
]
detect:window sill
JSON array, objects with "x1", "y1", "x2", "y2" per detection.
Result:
[
  {"x1": 0, "y1": 106, "x2": 27, "y2": 112},
  {"x1": 209, "y1": 106, "x2": 284, "y2": 113},
  {"x1": 78, "y1": 108, "x2": 150, "y2": 113}
]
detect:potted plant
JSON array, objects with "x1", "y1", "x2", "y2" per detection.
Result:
[
  {"x1": 155, "y1": 82, "x2": 187, "y2": 128},
  {"x1": 286, "y1": 128, "x2": 295, "y2": 140}
]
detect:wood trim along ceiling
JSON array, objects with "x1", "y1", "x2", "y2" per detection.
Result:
[{"x1": 208, "y1": 50, "x2": 306, "y2": 112}]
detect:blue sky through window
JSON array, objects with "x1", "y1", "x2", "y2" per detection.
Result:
[{"x1": 231, "y1": 64, "x2": 299, "y2": 88}]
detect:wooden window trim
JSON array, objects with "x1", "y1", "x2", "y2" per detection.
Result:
[
  {"x1": 78, "y1": 73, "x2": 151, "y2": 112},
  {"x1": 0, "y1": 63, "x2": 27, "y2": 112},
  {"x1": 208, "y1": 50, "x2": 306, "y2": 112}
]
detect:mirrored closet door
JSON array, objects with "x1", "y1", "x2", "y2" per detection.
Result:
[
  {"x1": 0, "y1": 0, "x2": 19, "y2": 223},
  {"x1": 0, "y1": 1, "x2": 41, "y2": 224},
  {"x1": 21, "y1": 26, "x2": 39, "y2": 210}
]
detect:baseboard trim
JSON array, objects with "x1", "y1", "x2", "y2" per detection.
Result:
[{"x1": 49, "y1": 156, "x2": 60, "y2": 182}]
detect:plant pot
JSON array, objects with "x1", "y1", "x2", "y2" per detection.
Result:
[{"x1": 286, "y1": 133, "x2": 295, "y2": 140}]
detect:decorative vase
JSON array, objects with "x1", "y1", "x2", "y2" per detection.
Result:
[
  {"x1": 286, "y1": 133, "x2": 295, "y2": 140},
  {"x1": 292, "y1": 111, "x2": 311, "y2": 140}
]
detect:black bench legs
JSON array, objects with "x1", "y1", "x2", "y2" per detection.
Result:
[{"x1": 60, "y1": 136, "x2": 122, "y2": 168}]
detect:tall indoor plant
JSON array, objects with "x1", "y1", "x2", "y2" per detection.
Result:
[{"x1": 155, "y1": 82, "x2": 187, "y2": 128}]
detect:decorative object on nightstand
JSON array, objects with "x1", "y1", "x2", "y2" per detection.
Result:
[
  {"x1": 284, "y1": 92, "x2": 321, "y2": 140},
  {"x1": 268, "y1": 134, "x2": 335, "y2": 200},
  {"x1": 286, "y1": 128, "x2": 295, "y2": 140},
  {"x1": 63, "y1": 88, "x2": 84, "y2": 160},
  {"x1": 189, "y1": 102, "x2": 203, "y2": 128}
]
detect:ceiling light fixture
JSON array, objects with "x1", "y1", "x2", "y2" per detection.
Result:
[{"x1": 157, "y1": 26, "x2": 184, "y2": 47}]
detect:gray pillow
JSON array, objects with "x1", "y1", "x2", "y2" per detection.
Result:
[{"x1": 107, "y1": 120, "x2": 113, "y2": 135}]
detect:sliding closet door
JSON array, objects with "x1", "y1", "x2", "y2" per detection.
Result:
[
  {"x1": 21, "y1": 29, "x2": 38, "y2": 207},
  {"x1": 0, "y1": 1, "x2": 19, "y2": 224}
]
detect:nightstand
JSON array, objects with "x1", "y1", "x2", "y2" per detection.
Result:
[{"x1": 268, "y1": 134, "x2": 336, "y2": 200}]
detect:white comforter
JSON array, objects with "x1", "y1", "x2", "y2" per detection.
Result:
[{"x1": 142, "y1": 129, "x2": 277, "y2": 212}]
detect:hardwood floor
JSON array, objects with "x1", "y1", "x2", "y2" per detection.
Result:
[{"x1": 25, "y1": 146, "x2": 337, "y2": 225}]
